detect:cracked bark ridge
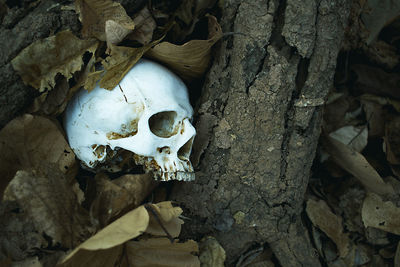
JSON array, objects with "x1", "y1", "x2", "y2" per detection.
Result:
[{"x1": 171, "y1": 0, "x2": 351, "y2": 266}]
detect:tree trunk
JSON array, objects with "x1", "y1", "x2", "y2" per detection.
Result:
[{"x1": 171, "y1": 0, "x2": 351, "y2": 266}]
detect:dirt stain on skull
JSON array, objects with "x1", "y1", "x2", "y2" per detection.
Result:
[{"x1": 106, "y1": 119, "x2": 139, "y2": 140}]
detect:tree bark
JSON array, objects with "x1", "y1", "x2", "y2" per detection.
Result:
[{"x1": 171, "y1": 0, "x2": 351, "y2": 266}]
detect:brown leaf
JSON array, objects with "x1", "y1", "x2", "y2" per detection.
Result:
[
  {"x1": 98, "y1": 37, "x2": 163, "y2": 90},
  {"x1": 362, "y1": 193, "x2": 400, "y2": 235},
  {"x1": 395, "y1": 241, "x2": 400, "y2": 267},
  {"x1": 361, "y1": 98, "x2": 385, "y2": 137},
  {"x1": 146, "y1": 15, "x2": 222, "y2": 80},
  {"x1": 128, "y1": 6, "x2": 157, "y2": 45},
  {"x1": 91, "y1": 173, "x2": 157, "y2": 226},
  {"x1": 0, "y1": 114, "x2": 76, "y2": 197},
  {"x1": 75, "y1": 0, "x2": 135, "y2": 45},
  {"x1": 30, "y1": 76, "x2": 70, "y2": 115},
  {"x1": 3, "y1": 165, "x2": 91, "y2": 248},
  {"x1": 323, "y1": 136, "x2": 394, "y2": 195},
  {"x1": 361, "y1": 0, "x2": 400, "y2": 44},
  {"x1": 306, "y1": 199, "x2": 350, "y2": 257},
  {"x1": 125, "y1": 238, "x2": 200, "y2": 267},
  {"x1": 352, "y1": 64, "x2": 400, "y2": 100},
  {"x1": 384, "y1": 116, "x2": 400, "y2": 165},
  {"x1": 11, "y1": 30, "x2": 98, "y2": 93},
  {"x1": 0, "y1": 200, "x2": 46, "y2": 261}
]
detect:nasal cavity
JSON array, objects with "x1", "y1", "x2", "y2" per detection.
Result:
[
  {"x1": 149, "y1": 111, "x2": 178, "y2": 138},
  {"x1": 178, "y1": 137, "x2": 194, "y2": 160}
]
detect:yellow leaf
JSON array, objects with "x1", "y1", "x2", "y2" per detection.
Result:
[
  {"x1": 146, "y1": 15, "x2": 222, "y2": 80},
  {"x1": 11, "y1": 30, "x2": 98, "y2": 93}
]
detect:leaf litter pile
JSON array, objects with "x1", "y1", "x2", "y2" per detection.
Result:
[
  {"x1": 306, "y1": 1, "x2": 400, "y2": 266},
  {"x1": 0, "y1": 0, "x2": 223, "y2": 266},
  {"x1": 2, "y1": 0, "x2": 400, "y2": 266}
]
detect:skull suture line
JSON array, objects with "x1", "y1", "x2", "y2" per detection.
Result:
[{"x1": 64, "y1": 59, "x2": 196, "y2": 181}]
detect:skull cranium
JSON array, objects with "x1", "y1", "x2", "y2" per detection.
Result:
[{"x1": 64, "y1": 59, "x2": 196, "y2": 181}]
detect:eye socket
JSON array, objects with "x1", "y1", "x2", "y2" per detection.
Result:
[{"x1": 149, "y1": 111, "x2": 179, "y2": 138}]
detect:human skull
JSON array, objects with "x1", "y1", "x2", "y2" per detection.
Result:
[{"x1": 64, "y1": 59, "x2": 196, "y2": 181}]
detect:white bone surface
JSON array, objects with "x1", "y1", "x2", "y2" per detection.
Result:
[{"x1": 64, "y1": 59, "x2": 196, "y2": 181}]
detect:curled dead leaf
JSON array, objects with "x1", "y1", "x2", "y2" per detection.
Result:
[
  {"x1": 146, "y1": 15, "x2": 222, "y2": 80},
  {"x1": 11, "y1": 30, "x2": 98, "y2": 93}
]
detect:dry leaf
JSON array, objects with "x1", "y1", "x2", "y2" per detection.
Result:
[
  {"x1": 75, "y1": 0, "x2": 135, "y2": 45},
  {"x1": 323, "y1": 136, "x2": 394, "y2": 195},
  {"x1": 59, "y1": 246, "x2": 123, "y2": 267},
  {"x1": 0, "y1": 114, "x2": 76, "y2": 197},
  {"x1": 0, "y1": 201, "x2": 46, "y2": 261},
  {"x1": 146, "y1": 201, "x2": 184, "y2": 238},
  {"x1": 60, "y1": 202, "x2": 183, "y2": 265},
  {"x1": 125, "y1": 238, "x2": 200, "y2": 267},
  {"x1": 360, "y1": 94, "x2": 400, "y2": 113},
  {"x1": 91, "y1": 173, "x2": 157, "y2": 226},
  {"x1": 306, "y1": 199, "x2": 350, "y2": 258},
  {"x1": 361, "y1": 99, "x2": 385, "y2": 137},
  {"x1": 329, "y1": 125, "x2": 368, "y2": 152},
  {"x1": 3, "y1": 166, "x2": 91, "y2": 248},
  {"x1": 98, "y1": 37, "x2": 163, "y2": 90},
  {"x1": 199, "y1": 236, "x2": 226, "y2": 267},
  {"x1": 60, "y1": 205, "x2": 149, "y2": 265},
  {"x1": 128, "y1": 6, "x2": 157, "y2": 45},
  {"x1": 395, "y1": 241, "x2": 400, "y2": 267},
  {"x1": 30, "y1": 76, "x2": 70, "y2": 115},
  {"x1": 11, "y1": 30, "x2": 98, "y2": 93},
  {"x1": 362, "y1": 193, "x2": 400, "y2": 235},
  {"x1": 352, "y1": 64, "x2": 400, "y2": 100},
  {"x1": 384, "y1": 116, "x2": 400, "y2": 165},
  {"x1": 146, "y1": 15, "x2": 222, "y2": 80},
  {"x1": 361, "y1": 0, "x2": 400, "y2": 44}
]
